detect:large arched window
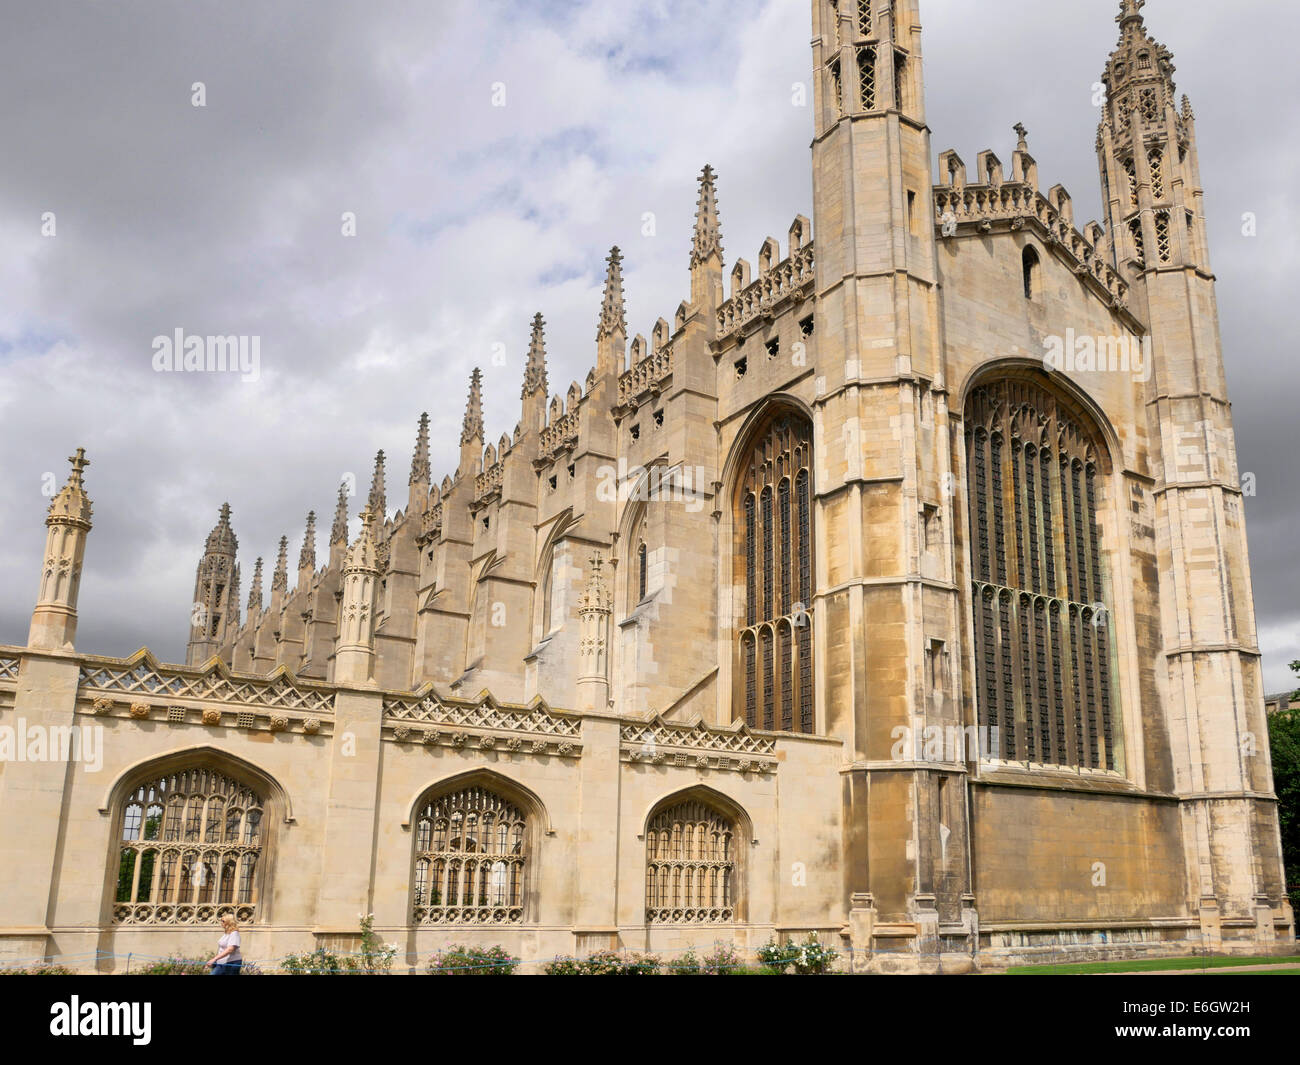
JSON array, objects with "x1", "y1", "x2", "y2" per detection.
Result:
[
  {"x1": 645, "y1": 799, "x2": 735, "y2": 924},
  {"x1": 736, "y1": 412, "x2": 814, "y2": 732},
  {"x1": 114, "y1": 768, "x2": 263, "y2": 924},
  {"x1": 412, "y1": 784, "x2": 527, "y2": 925},
  {"x1": 965, "y1": 376, "x2": 1121, "y2": 771}
]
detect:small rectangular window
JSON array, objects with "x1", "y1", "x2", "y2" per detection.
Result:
[{"x1": 735, "y1": 356, "x2": 748, "y2": 379}]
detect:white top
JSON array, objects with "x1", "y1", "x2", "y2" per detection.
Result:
[{"x1": 217, "y1": 930, "x2": 241, "y2": 963}]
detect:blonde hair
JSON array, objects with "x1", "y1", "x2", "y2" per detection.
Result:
[{"x1": 220, "y1": 914, "x2": 239, "y2": 931}]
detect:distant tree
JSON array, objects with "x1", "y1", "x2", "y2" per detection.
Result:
[{"x1": 1269, "y1": 661, "x2": 1300, "y2": 911}]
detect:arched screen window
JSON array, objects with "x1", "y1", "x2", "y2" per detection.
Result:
[
  {"x1": 413, "y1": 785, "x2": 526, "y2": 925},
  {"x1": 965, "y1": 377, "x2": 1121, "y2": 771},
  {"x1": 114, "y1": 768, "x2": 263, "y2": 925},
  {"x1": 737, "y1": 412, "x2": 814, "y2": 733},
  {"x1": 645, "y1": 800, "x2": 735, "y2": 924}
]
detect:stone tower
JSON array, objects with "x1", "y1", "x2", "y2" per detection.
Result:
[
  {"x1": 29, "y1": 449, "x2": 94, "y2": 652},
  {"x1": 811, "y1": 0, "x2": 967, "y2": 950},
  {"x1": 185, "y1": 503, "x2": 239, "y2": 665},
  {"x1": 1097, "y1": 0, "x2": 1290, "y2": 940}
]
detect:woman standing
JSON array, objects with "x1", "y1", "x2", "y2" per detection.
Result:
[{"x1": 206, "y1": 914, "x2": 242, "y2": 975}]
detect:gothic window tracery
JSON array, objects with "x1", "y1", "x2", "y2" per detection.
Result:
[
  {"x1": 114, "y1": 768, "x2": 263, "y2": 924},
  {"x1": 737, "y1": 412, "x2": 814, "y2": 733},
  {"x1": 965, "y1": 377, "x2": 1120, "y2": 772},
  {"x1": 413, "y1": 785, "x2": 526, "y2": 925},
  {"x1": 645, "y1": 800, "x2": 735, "y2": 924}
]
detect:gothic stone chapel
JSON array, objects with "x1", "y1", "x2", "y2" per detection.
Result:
[{"x1": 2, "y1": 0, "x2": 1292, "y2": 972}]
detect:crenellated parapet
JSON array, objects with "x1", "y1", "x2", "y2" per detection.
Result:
[
  {"x1": 715, "y1": 238, "x2": 815, "y2": 341},
  {"x1": 616, "y1": 335, "x2": 675, "y2": 411},
  {"x1": 933, "y1": 168, "x2": 1130, "y2": 312}
]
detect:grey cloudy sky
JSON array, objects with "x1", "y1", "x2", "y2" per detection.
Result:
[{"x1": 1, "y1": 0, "x2": 1296, "y2": 693}]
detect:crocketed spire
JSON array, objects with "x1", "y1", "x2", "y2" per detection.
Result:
[
  {"x1": 270, "y1": 536, "x2": 289, "y2": 593},
  {"x1": 298, "y1": 511, "x2": 317, "y2": 573},
  {"x1": 596, "y1": 247, "x2": 626, "y2": 341},
  {"x1": 522, "y1": 313, "x2": 548, "y2": 399},
  {"x1": 247, "y1": 556, "x2": 264, "y2": 611},
  {"x1": 690, "y1": 164, "x2": 723, "y2": 267},
  {"x1": 410, "y1": 412, "x2": 431, "y2": 485},
  {"x1": 461, "y1": 368, "x2": 484, "y2": 445},
  {"x1": 368, "y1": 450, "x2": 387, "y2": 519},
  {"x1": 203, "y1": 502, "x2": 237, "y2": 555},
  {"x1": 330, "y1": 481, "x2": 350, "y2": 545}
]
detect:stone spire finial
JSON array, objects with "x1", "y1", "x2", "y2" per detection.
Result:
[
  {"x1": 330, "y1": 481, "x2": 350, "y2": 545},
  {"x1": 203, "y1": 503, "x2": 237, "y2": 555},
  {"x1": 461, "y1": 368, "x2": 484, "y2": 445},
  {"x1": 271, "y1": 536, "x2": 289, "y2": 593},
  {"x1": 298, "y1": 511, "x2": 317, "y2": 573},
  {"x1": 368, "y1": 450, "x2": 387, "y2": 520},
  {"x1": 30, "y1": 447, "x2": 95, "y2": 651},
  {"x1": 248, "y1": 556, "x2": 264, "y2": 611},
  {"x1": 344, "y1": 504, "x2": 380, "y2": 574},
  {"x1": 522, "y1": 313, "x2": 549, "y2": 399},
  {"x1": 690, "y1": 164, "x2": 724, "y2": 267},
  {"x1": 1117, "y1": 0, "x2": 1145, "y2": 27},
  {"x1": 1014, "y1": 123, "x2": 1029, "y2": 153},
  {"x1": 46, "y1": 448, "x2": 94, "y2": 528},
  {"x1": 596, "y1": 247, "x2": 627, "y2": 342},
  {"x1": 409, "y1": 413, "x2": 431, "y2": 486}
]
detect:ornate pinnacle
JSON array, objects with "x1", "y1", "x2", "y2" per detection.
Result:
[
  {"x1": 690, "y1": 165, "x2": 723, "y2": 268},
  {"x1": 330, "y1": 481, "x2": 350, "y2": 545},
  {"x1": 248, "y1": 556, "x2": 263, "y2": 611},
  {"x1": 461, "y1": 368, "x2": 484, "y2": 445},
  {"x1": 298, "y1": 511, "x2": 317, "y2": 573},
  {"x1": 203, "y1": 502, "x2": 237, "y2": 554},
  {"x1": 522, "y1": 313, "x2": 548, "y2": 399},
  {"x1": 1014, "y1": 123, "x2": 1029, "y2": 153},
  {"x1": 409, "y1": 413, "x2": 431, "y2": 486},
  {"x1": 1117, "y1": 0, "x2": 1145, "y2": 26},
  {"x1": 344, "y1": 503, "x2": 380, "y2": 574},
  {"x1": 368, "y1": 450, "x2": 387, "y2": 519},
  {"x1": 579, "y1": 551, "x2": 612, "y2": 614},
  {"x1": 271, "y1": 536, "x2": 288, "y2": 593},
  {"x1": 596, "y1": 247, "x2": 627, "y2": 342},
  {"x1": 47, "y1": 448, "x2": 94, "y2": 528}
]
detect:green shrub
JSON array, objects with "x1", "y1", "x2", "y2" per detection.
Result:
[
  {"x1": 427, "y1": 944, "x2": 518, "y2": 975},
  {"x1": 756, "y1": 938, "x2": 798, "y2": 974},
  {"x1": 543, "y1": 950, "x2": 661, "y2": 974},
  {"x1": 666, "y1": 949, "x2": 701, "y2": 975},
  {"x1": 133, "y1": 956, "x2": 208, "y2": 975},
  {"x1": 278, "y1": 949, "x2": 359, "y2": 975},
  {"x1": 0, "y1": 964, "x2": 74, "y2": 975},
  {"x1": 789, "y1": 933, "x2": 838, "y2": 975},
  {"x1": 701, "y1": 943, "x2": 742, "y2": 974}
]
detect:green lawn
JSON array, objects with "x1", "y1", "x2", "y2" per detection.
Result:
[{"x1": 1004, "y1": 954, "x2": 1300, "y2": 975}]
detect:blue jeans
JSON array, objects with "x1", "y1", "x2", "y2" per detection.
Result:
[{"x1": 211, "y1": 961, "x2": 242, "y2": 975}]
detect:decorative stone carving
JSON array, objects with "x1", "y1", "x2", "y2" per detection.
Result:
[
  {"x1": 129, "y1": 702, "x2": 150, "y2": 719},
  {"x1": 303, "y1": 717, "x2": 321, "y2": 735},
  {"x1": 202, "y1": 708, "x2": 222, "y2": 726},
  {"x1": 91, "y1": 697, "x2": 114, "y2": 715},
  {"x1": 268, "y1": 715, "x2": 289, "y2": 732}
]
